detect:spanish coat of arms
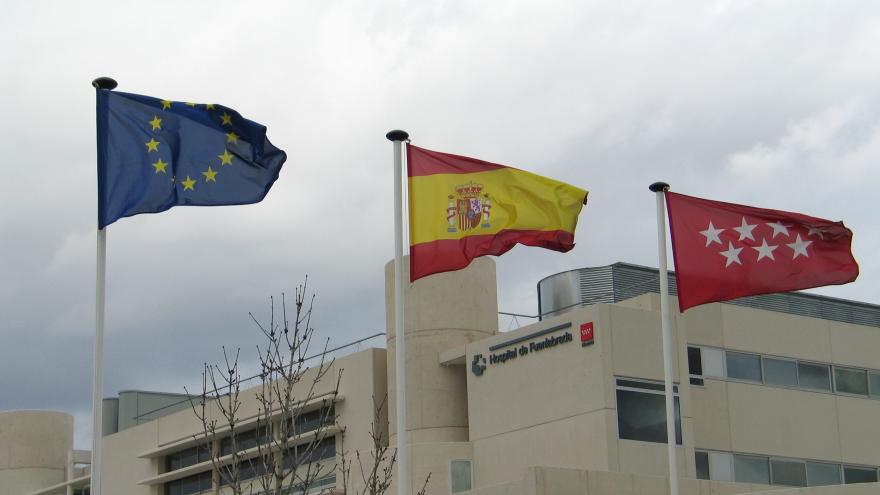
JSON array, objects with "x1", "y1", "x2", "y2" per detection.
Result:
[{"x1": 447, "y1": 182, "x2": 491, "y2": 233}]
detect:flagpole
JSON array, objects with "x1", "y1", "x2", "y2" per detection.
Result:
[
  {"x1": 91, "y1": 228, "x2": 107, "y2": 495},
  {"x1": 387, "y1": 129, "x2": 410, "y2": 495},
  {"x1": 649, "y1": 181, "x2": 678, "y2": 495},
  {"x1": 91, "y1": 76, "x2": 116, "y2": 495}
]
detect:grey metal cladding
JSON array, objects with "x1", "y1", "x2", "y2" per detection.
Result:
[{"x1": 537, "y1": 262, "x2": 879, "y2": 327}]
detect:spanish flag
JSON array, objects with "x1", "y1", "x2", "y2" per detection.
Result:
[{"x1": 408, "y1": 145, "x2": 588, "y2": 281}]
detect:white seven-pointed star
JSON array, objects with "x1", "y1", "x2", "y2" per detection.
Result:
[
  {"x1": 700, "y1": 221, "x2": 724, "y2": 247},
  {"x1": 767, "y1": 221, "x2": 791, "y2": 238},
  {"x1": 733, "y1": 217, "x2": 758, "y2": 241},
  {"x1": 752, "y1": 238, "x2": 778, "y2": 261},
  {"x1": 787, "y1": 234, "x2": 812, "y2": 259},
  {"x1": 807, "y1": 226, "x2": 826, "y2": 239},
  {"x1": 720, "y1": 241, "x2": 744, "y2": 267}
]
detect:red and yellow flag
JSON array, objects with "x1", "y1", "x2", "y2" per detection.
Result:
[{"x1": 407, "y1": 145, "x2": 588, "y2": 282}]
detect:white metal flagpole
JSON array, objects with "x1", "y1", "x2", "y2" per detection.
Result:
[
  {"x1": 650, "y1": 181, "x2": 679, "y2": 495},
  {"x1": 387, "y1": 129, "x2": 410, "y2": 495},
  {"x1": 91, "y1": 227, "x2": 107, "y2": 495},
  {"x1": 90, "y1": 76, "x2": 117, "y2": 495}
]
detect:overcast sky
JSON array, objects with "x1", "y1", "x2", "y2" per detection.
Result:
[{"x1": 2, "y1": 0, "x2": 879, "y2": 449}]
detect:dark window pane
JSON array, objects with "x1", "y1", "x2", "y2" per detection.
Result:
[
  {"x1": 764, "y1": 358, "x2": 798, "y2": 387},
  {"x1": 798, "y1": 362, "x2": 831, "y2": 391},
  {"x1": 835, "y1": 368, "x2": 868, "y2": 396},
  {"x1": 690, "y1": 377, "x2": 705, "y2": 386},
  {"x1": 199, "y1": 471, "x2": 212, "y2": 491},
  {"x1": 695, "y1": 451, "x2": 710, "y2": 480},
  {"x1": 295, "y1": 405, "x2": 335, "y2": 435},
  {"x1": 616, "y1": 389, "x2": 681, "y2": 444},
  {"x1": 197, "y1": 444, "x2": 211, "y2": 463},
  {"x1": 734, "y1": 454, "x2": 770, "y2": 484},
  {"x1": 450, "y1": 460, "x2": 473, "y2": 493},
  {"x1": 179, "y1": 447, "x2": 197, "y2": 469},
  {"x1": 688, "y1": 347, "x2": 703, "y2": 376},
  {"x1": 869, "y1": 372, "x2": 880, "y2": 397},
  {"x1": 844, "y1": 466, "x2": 878, "y2": 484},
  {"x1": 179, "y1": 473, "x2": 200, "y2": 495},
  {"x1": 806, "y1": 462, "x2": 840, "y2": 486},
  {"x1": 771, "y1": 459, "x2": 806, "y2": 486},
  {"x1": 726, "y1": 352, "x2": 762, "y2": 382}
]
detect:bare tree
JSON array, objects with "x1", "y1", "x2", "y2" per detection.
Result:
[
  {"x1": 338, "y1": 396, "x2": 430, "y2": 495},
  {"x1": 189, "y1": 280, "x2": 341, "y2": 495}
]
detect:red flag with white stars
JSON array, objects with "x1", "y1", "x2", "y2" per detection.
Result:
[{"x1": 665, "y1": 191, "x2": 859, "y2": 312}]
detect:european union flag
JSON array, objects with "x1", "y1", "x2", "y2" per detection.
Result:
[{"x1": 96, "y1": 89, "x2": 287, "y2": 228}]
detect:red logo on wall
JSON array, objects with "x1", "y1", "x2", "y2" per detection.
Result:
[{"x1": 580, "y1": 322, "x2": 594, "y2": 346}]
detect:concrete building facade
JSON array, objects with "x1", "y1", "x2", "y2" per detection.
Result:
[{"x1": 8, "y1": 260, "x2": 880, "y2": 495}]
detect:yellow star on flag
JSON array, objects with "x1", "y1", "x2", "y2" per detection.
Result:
[
  {"x1": 149, "y1": 115, "x2": 162, "y2": 131},
  {"x1": 218, "y1": 149, "x2": 234, "y2": 166},
  {"x1": 182, "y1": 176, "x2": 197, "y2": 191},
  {"x1": 145, "y1": 138, "x2": 160, "y2": 152},
  {"x1": 220, "y1": 112, "x2": 233, "y2": 126},
  {"x1": 205, "y1": 103, "x2": 216, "y2": 110},
  {"x1": 226, "y1": 132, "x2": 239, "y2": 144},
  {"x1": 202, "y1": 166, "x2": 218, "y2": 183},
  {"x1": 152, "y1": 158, "x2": 168, "y2": 174},
  {"x1": 161, "y1": 100, "x2": 172, "y2": 110}
]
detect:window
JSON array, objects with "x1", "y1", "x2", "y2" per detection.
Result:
[
  {"x1": 733, "y1": 454, "x2": 770, "y2": 484},
  {"x1": 219, "y1": 458, "x2": 267, "y2": 486},
  {"x1": 798, "y1": 362, "x2": 831, "y2": 391},
  {"x1": 697, "y1": 451, "x2": 880, "y2": 487},
  {"x1": 297, "y1": 436, "x2": 336, "y2": 464},
  {"x1": 695, "y1": 451, "x2": 710, "y2": 480},
  {"x1": 763, "y1": 358, "x2": 798, "y2": 387},
  {"x1": 220, "y1": 425, "x2": 269, "y2": 456},
  {"x1": 166, "y1": 444, "x2": 211, "y2": 472},
  {"x1": 726, "y1": 352, "x2": 761, "y2": 382},
  {"x1": 771, "y1": 459, "x2": 806, "y2": 487},
  {"x1": 165, "y1": 471, "x2": 212, "y2": 495},
  {"x1": 450, "y1": 460, "x2": 473, "y2": 493},
  {"x1": 702, "y1": 347, "x2": 725, "y2": 378},
  {"x1": 835, "y1": 367, "x2": 868, "y2": 396},
  {"x1": 293, "y1": 405, "x2": 336, "y2": 435},
  {"x1": 708, "y1": 452, "x2": 733, "y2": 482},
  {"x1": 869, "y1": 371, "x2": 880, "y2": 398},
  {"x1": 615, "y1": 379, "x2": 681, "y2": 444},
  {"x1": 844, "y1": 466, "x2": 878, "y2": 484},
  {"x1": 688, "y1": 347, "x2": 704, "y2": 385},
  {"x1": 806, "y1": 462, "x2": 840, "y2": 486}
]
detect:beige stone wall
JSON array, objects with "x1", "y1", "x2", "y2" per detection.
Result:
[
  {"x1": 682, "y1": 300, "x2": 880, "y2": 467},
  {"x1": 466, "y1": 306, "x2": 614, "y2": 487},
  {"x1": 95, "y1": 347, "x2": 386, "y2": 494},
  {"x1": 0, "y1": 410, "x2": 72, "y2": 495},
  {"x1": 101, "y1": 420, "x2": 160, "y2": 495}
]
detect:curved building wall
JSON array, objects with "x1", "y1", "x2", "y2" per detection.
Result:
[{"x1": 0, "y1": 410, "x2": 73, "y2": 495}]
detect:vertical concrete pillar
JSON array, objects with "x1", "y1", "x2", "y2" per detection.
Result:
[
  {"x1": 385, "y1": 256, "x2": 498, "y2": 446},
  {"x1": 0, "y1": 411, "x2": 73, "y2": 495}
]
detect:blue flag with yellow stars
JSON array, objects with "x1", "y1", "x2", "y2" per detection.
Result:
[{"x1": 96, "y1": 89, "x2": 287, "y2": 228}]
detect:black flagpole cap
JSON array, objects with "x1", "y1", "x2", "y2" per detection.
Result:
[
  {"x1": 649, "y1": 182, "x2": 670, "y2": 192},
  {"x1": 92, "y1": 77, "x2": 118, "y2": 90},
  {"x1": 386, "y1": 129, "x2": 409, "y2": 142}
]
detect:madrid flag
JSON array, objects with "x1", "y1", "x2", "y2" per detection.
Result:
[
  {"x1": 408, "y1": 145, "x2": 588, "y2": 282},
  {"x1": 665, "y1": 191, "x2": 859, "y2": 312}
]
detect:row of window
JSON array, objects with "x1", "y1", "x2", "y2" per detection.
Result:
[
  {"x1": 688, "y1": 346, "x2": 880, "y2": 398},
  {"x1": 165, "y1": 435, "x2": 336, "y2": 495},
  {"x1": 695, "y1": 450, "x2": 880, "y2": 487},
  {"x1": 165, "y1": 405, "x2": 336, "y2": 473},
  {"x1": 615, "y1": 378, "x2": 682, "y2": 445}
]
